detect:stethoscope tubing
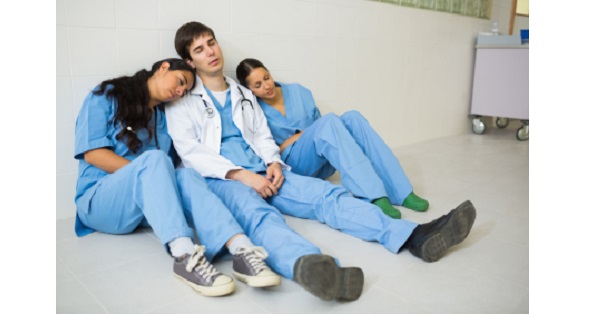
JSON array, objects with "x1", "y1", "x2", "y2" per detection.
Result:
[{"x1": 196, "y1": 87, "x2": 256, "y2": 134}]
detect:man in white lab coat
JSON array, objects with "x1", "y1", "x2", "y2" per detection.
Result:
[{"x1": 165, "y1": 21, "x2": 477, "y2": 302}]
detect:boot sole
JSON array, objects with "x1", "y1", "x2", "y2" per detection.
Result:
[
  {"x1": 419, "y1": 201, "x2": 477, "y2": 262},
  {"x1": 233, "y1": 271, "x2": 281, "y2": 288},
  {"x1": 294, "y1": 255, "x2": 364, "y2": 301}
]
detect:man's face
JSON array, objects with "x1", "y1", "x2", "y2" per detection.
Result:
[{"x1": 186, "y1": 34, "x2": 224, "y2": 76}]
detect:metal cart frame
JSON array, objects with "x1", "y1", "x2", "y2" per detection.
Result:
[{"x1": 469, "y1": 45, "x2": 529, "y2": 140}]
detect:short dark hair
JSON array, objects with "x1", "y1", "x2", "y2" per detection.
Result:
[
  {"x1": 174, "y1": 21, "x2": 217, "y2": 61},
  {"x1": 236, "y1": 58, "x2": 268, "y2": 88}
]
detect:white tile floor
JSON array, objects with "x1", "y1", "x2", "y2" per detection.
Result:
[{"x1": 56, "y1": 124, "x2": 529, "y2": 314}]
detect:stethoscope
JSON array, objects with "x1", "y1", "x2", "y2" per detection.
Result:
[
  {"x1": 238, "y1": 86, "x2": 256, "y2": 134},
  {"x1": 201, "y1": 98, "x2": 215, "y2": 118},
  {"x1": 197, "y1": 86, "x2": 256, "y2": 134}
]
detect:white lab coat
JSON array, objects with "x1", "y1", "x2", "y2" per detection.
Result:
[{"x1": 165, "y1": 75, "x2": 289, "y2": 179}]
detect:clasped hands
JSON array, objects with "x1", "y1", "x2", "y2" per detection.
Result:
[{"x1": 226, "y1": 162, "x2": 284, "y2": 198}]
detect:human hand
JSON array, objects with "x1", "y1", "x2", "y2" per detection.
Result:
[
  {"x1": 266, "y1": 162, "x2": 284, "y2": 189},
  {"x1": 228, "y1": 169, "x2": 279, "y2": 198}
]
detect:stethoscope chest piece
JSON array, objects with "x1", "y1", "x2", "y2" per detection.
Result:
[{"x1": 206, "y1": 107, "x2": 215, "y2": 118}]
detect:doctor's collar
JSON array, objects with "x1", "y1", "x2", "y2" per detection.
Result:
[
  {"x1": 194, "y1": 75, "x2": 234, "y2": 95},
  {"x1": 188, "y1": 73, "x2": 205, "y2": 96}
]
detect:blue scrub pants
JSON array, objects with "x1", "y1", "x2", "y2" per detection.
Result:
[
  {"x1": 284, "y1": 111, "x2": 413, "y2": 205},
  {"x1": 77, "y1": 150, "x2": 244, "y2": 259},
  {"x1": 206, "y1": 170, "x2": 417, "y2": 279}
]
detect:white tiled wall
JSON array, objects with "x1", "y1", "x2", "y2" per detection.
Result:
[{"x1": 56, "y1": 0, "x2": 526, "y2": 220}]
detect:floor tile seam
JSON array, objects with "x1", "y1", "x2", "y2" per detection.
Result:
[
  {"x1": 463, "y1": 265, "x2": 530, "y2": 291},
  {"x1": 444, "y1": 178, "x2": 517, "y2": 196},
  {"x1": 365, "y1": 284, "x2": 436, "y2": 313},
  {"x1": 488, "y1": 274, "x2": 530, "y2": 291},
  {"x1": 56, "y1": 220, "x2": 79, "y2": 243},
  {"x1": 141, "y1": 294, "x2": 191, "y2": 314},
  {"x1": 380, "y1": 270, "x2": 527, "y2": 314},
  {"x1": 483, "y1": 208, "x2": 530, "y2": 220},
  {"x1": 73, "y1": 250, "x2": 165, "y2": 280},
  {"x1": 57, "y1": 255, "x2": 78, "y2": 282},
  {"x1": 57, "y1": 256, "x2": 106, "y2": 289},
  {"x1": 484, "y1": 232, "x2": 530, "y2": 248},
  {"x1": 238, "y1": 293, "x2": 278, "y2": 314},
  {"x1": 140, "y1": 230, "x2": 162, "y2": 243},
  {"x1": 61, "y1": 267, "x2": 112, "y2": 314}
]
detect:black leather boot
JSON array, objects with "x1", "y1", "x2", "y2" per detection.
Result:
[
  {"x1": 293, "y1": 254, "x2": 364, "y2": 302},
  {"x1": 404, "y1": 200, "x2": 477, "y2": 262}
]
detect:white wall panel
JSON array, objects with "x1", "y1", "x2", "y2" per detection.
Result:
[
  {"x1": 116, "y1": 0, "x2": 159, "y2": 29},
  {"x1": 68, "y1": 27, "x2": 118, "y2": 76},
  {"x1": 66, "y1": 0, "x2": 115, "y2": 28},
  {"x1": 158, "y1": 0, "x2": 197, "y2": 30},
  {"x1": 57, "y1": 26, "x2": 70, "y2": 77},
  {"x1": 196, "y1": 0, "x2": 232, "y2": 34},
  {"x1": 56, "y1": 0, "x2": 521, "y2": 220},
  {"x1": 56, "y1": 77, "x2": 74, "y2": 126},
  {"x1": 117, "y1": 29, "x2": 160, "y2": 75},
  {"x1": 290, "y1": 0, "x2": 315, "y2": 36}
]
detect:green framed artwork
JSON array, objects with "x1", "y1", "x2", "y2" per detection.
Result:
[{"x1": 371, "y1": 0, "x2": 491, "y2": 19}]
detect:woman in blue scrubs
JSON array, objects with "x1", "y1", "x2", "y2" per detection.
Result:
[
  {"x1": 236, "y1": 58, "x2": 429, "y2": 219},
  {"x1": 74, "y1": 58, "x2": 279, "y2": 297}
]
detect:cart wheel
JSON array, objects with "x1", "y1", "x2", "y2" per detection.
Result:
[
  {"x1": 516, "y1": 123, "x2": 529, "y2": 141},
  {"x1": 472, "y1": 117, "x2": 486, "y2": 135},
  {"x1": 496, "y1": 117, "x2": 509, "y2": 128}
]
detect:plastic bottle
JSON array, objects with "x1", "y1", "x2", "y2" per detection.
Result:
[{"x1": 491, "y1": 22, "x2": 499, "y2": 36}]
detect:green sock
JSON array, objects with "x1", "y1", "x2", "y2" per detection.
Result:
[
  {"x1": 402, "y1": 192, "x2": 429, "y2": 212},
  {"x1": 372, "y1": 197, "x2": 401, "y2": 219}
]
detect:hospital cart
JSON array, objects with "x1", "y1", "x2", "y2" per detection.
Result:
[{"x1": 469, "y1": 36, "x2": 529, "y2": 140}]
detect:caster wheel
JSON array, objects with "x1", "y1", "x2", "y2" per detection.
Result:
[
  {"x1": 496, "y1": 117, "x2": 509, "y2": 128},
  {"x1": 472, "y1": 118, "x2": 486, "y2": 135},
  {"x1": 516, "y1": 124, "x2": 529, "y2": 141}
]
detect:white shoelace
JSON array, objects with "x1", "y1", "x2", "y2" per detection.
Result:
[
  {"x1": 186, "y1": 245, "x2": 219, "y2": 280},
  {"x1": 238, "y1": 246, "x2": 269, "y2": 273}
]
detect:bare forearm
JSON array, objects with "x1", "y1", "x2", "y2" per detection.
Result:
[
  {"x1": 226, "y1": 168, "x2": 250, "y2": 181},
  {"x1": 279, "y1": 132, "x2": 303, "y2": 152},
  {"x1": 84, "y1": 148, "x2": 130, "y2": 174}
]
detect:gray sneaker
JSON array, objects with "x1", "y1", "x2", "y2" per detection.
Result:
[
  {"x1": 232, "y1": 246, "x2": 281, "y2": 287},
  {"x1": 173, "y1": 245, "x2": 235, "y2": 296}
]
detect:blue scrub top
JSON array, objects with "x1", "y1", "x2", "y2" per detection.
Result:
[
  {"x1": 205, "y1": 88, "x2": 266, "y2": 173},
  {"x1": 257, "y1": 83, "x2": 321, "y2": 159},
  {"x1": 73, "y1": 85, "x2": 175, "y2": 236}
]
